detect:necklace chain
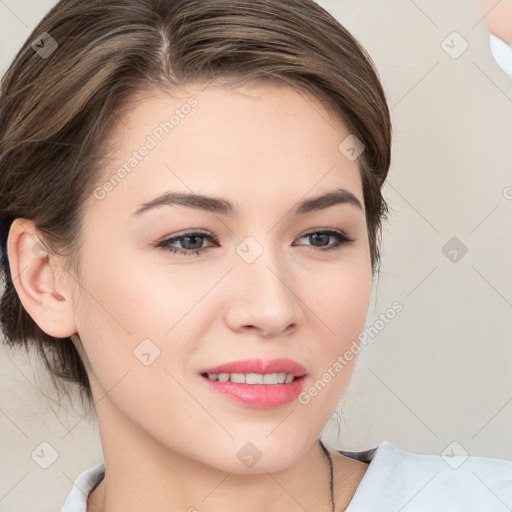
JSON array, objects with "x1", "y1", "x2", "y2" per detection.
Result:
[{"x1": 318, "y1": 439, "x2": 335, "y2": 512}]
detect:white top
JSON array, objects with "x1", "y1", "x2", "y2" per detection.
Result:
[
  {"x1": 489, "y1": 34, "x2": 512, "y2": 77},
  {"x1": 60, "y1": 441, "x2": 512, "y2": 512}
]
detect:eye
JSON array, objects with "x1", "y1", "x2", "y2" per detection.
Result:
[
  {"x1": 156, "y1": 228, "x2": 355, "y2": 257},
  {"x1": 156, "y1": 229, "x2": 219, "y2": 257},
  {"x1": 293, "y1": 229, "x2": 355, "y2": 251}
]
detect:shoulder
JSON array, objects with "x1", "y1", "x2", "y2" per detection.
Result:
[
  {"x1": 340, "y1": 441, "x2": 512, "y2": 511},
  {"x1": 61, "y1": 463, "x2": 105, "y2": 512}
]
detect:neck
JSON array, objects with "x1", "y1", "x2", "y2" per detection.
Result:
[{"x1": 87, "y1": 397, "x2": 335, "y2": 512}]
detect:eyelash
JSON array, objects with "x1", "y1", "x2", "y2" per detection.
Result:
[{"x1": 156, "y1": 228, "x2": 355, "y2": 257}]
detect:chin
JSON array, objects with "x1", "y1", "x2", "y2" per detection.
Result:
[{"x1": 192, "y1": 434, "x2": 313, "y2": 475}]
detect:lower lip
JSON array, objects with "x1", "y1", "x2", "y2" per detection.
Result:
[{"x1": 201, "y1": 375, "x2": 307, "y2": 408}]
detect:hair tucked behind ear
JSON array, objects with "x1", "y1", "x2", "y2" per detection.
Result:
[{"x1": 0, "y1": 0, "x2": 392, "y2": 412}]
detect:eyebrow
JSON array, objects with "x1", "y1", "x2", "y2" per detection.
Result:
[{"x1": 132, "y1": 188, "x2": 364, "y2": 217}]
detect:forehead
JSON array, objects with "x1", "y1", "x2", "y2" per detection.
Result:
[{"x1": 88, "y1": 82, "x2": 364, "y2": 220}]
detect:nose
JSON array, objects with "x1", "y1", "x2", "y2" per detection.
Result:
[{"x1": 223, "y1": 244, "x2": 305, "y2": 338}]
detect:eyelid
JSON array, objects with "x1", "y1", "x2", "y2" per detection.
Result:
[
  {"x1": 299, "y1": 227, "x2": 354, "y2": 239},
  {"x1": 156, "y1": 227, "x2": 213, "y2": 244}
]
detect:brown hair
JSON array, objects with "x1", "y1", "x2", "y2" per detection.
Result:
[{"x1": 0, "y1": 0, "x2": 392, "y2": 411}]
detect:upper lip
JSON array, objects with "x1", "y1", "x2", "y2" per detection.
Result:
[{"x1": 200, "y1": 358, "x2": 307, "y2": 377}]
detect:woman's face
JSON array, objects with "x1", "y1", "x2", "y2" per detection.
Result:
[{"x1": 69, "y1": 81, "x2": 372, "y2": 473}]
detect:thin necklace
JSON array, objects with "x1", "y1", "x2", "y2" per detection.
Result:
[{"x1": 318, "y1": 439, "x2": 335, "y2": 512}]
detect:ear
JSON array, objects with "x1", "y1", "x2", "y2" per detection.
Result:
[{"x1": 6, "y1": 218, "x2": 78, "y2": 338}]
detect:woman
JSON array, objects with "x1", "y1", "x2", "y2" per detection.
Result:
[{"x1": 0, "y1": 1, "x2": 510, "y2": 511}]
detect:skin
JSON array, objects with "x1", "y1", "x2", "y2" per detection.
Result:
[
  {"x1": 8, "y1": 81, "x2": 372, "y2": 511},
  {"x1": 481, "y1": 0, "x2": 512, "y2": 43}
]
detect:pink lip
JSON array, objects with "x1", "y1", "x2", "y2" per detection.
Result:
[
  {"x1": 200, "y1": 358, "x2": 307, "y2": 377},
  {"x1": 199, "y1": 358, "x2": 308, "y2": 409}
]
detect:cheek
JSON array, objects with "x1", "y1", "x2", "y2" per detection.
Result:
[
  {"x1": 296, "y1": 264, "x2": 371, "y2": 430},
  {"x1": 71, "y1": 255, "x2": 207, "y2": 433},
  {"x1": 299, "y1": 252, "x2": 372, "y2": 397},
  {"x1": 79, "y1": 241, "x2": 217, "y2": 337},
  {"x1": 303, "y1": 251, "x2": 372, "y2": 340},
  {"x1": 71, "y1": 248, "x2": 202, "y2": 390}
]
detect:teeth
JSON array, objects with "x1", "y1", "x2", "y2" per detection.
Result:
[
  {"x1": 265, "y1": 373, "x2": 285, "y2": 384},
  {"x1": 205, "y1": 372, "x2": 297, "y2": 384},
  {"x1": 245, "y1": 373, "x2": 263, "y2": 384}
]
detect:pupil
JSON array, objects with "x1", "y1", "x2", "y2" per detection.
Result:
[
  {"x1": 310, "y1": 233, "x2": 329, "y2": 246},
  {"x1": 183, "y1": 235, "x2": 203, "y2": 250}
]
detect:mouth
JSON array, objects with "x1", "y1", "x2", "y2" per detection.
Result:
[
  {"x1": 199, "y1": 358, "x2": 308, "y2": 408},
  {"x1": 200, "y1": 372, "x2": 303, "y2": 384}
]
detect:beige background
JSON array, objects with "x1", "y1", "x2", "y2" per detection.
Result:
[{"x1": 1, "y1": 0, "x2": 511, "y2": 510}]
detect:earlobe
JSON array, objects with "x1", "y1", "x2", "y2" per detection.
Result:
[{"x1": 6, "y1": 218, "x2": 78, "y2": 339}]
